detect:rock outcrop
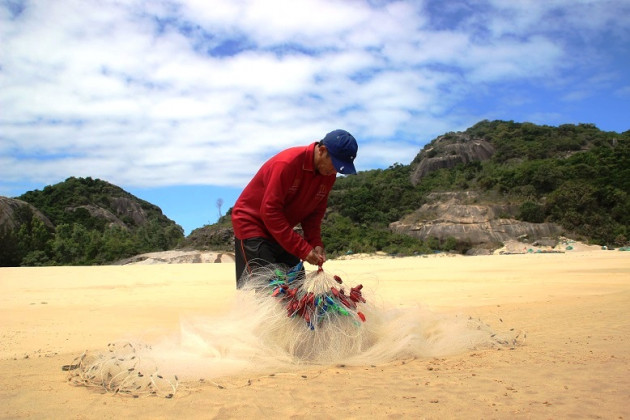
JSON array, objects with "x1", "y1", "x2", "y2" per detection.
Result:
[
  {"x1": 389, "y1": 192, "x2": 563, "y2": 249},
  {"x1": 66, "y1": 197, "x2": 152, "y2": 229},
  {"x1": 109, "y1": 197, "x2": 149, "y2": 226},
  {"x1": 118, "y1": 250, "x2": 235, "y2": 265},
  {"x1": 66, "y1": 204, "x2": 128, "y2": 229},
  {"x1": 183, "y1": 224, "x2": 234, "y2": 250},
  {"x1": 410, "y1": 133, "x2": 495, "y2": 185},
  {"x1": 0, "y1": 196, "x2": 54, "y2": 231}
]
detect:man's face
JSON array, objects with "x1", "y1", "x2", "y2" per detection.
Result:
[{"x1": 316, "y1": 146, "x2": 337, "y2": 176}]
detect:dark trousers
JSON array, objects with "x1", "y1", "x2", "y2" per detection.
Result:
[{"x1": 234, "y1": 237, "x2": 301, "y2": 289}]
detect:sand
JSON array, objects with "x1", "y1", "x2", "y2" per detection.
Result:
[{"x1": 1, "y1": 250, "x2": 629, "y2": 419}]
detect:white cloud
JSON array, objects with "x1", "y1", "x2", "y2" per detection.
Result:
[
  {"x1": 1, "y1": 0, "x2": 628, "y2": 192},
  {"x1": 484, "y1": 0, "x2": 626, "y2": 37}
]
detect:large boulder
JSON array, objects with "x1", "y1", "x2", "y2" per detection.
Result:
[
  {"x1": 109, "y1": 197, "x2": 149, "y2": 225},
  {"x1": 410, "y1": 133, "x2": 495, "y2": 185},
  {"x1": 118, "y1": 250, "x2": 235, "y2": 265},
  {"x1": 64, "y1": 197, "x2": 155, "y2": 229},
  {"x1": 65, "y1": 204, "x2": 128, "y2": 229},
  {"x1": 0, "y1": 196, "x2": 54, "y2": 231},
  {"x1": 389, "y1": 192, "x2": 563, "y2": 248}
]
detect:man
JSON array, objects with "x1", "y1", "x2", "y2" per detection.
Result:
[{"x1": 231, "y1": 129, "x2": 358, "y2": 288}]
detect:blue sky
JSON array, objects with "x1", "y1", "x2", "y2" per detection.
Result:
[{"x1": 1, "y1": 0, "x2": 629, "y2": 235}]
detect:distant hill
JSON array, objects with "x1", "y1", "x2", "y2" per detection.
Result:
[
  {"x1": 181, "y1": 212, "x2": 234, "y2": 252},
  {"x1": 185, "y1": 120, "x2": 630, "y2": 256},
  {"x1": 0, "y1": 177, "x2": 184, "y2": 266},
  {"x1": 323, "y1": 120, "x2": 629, "y2": 255},
  {"x1": 5, "y1": 120, "x2": 628, "y2": 265}
]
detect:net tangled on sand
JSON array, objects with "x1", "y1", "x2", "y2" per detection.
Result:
[
  {"x1": 64, "y1": 342, "x2": 178, "y2": 398},
  {"x1": 64, "y1": 265, "x2": 526, "y2": 390},
  {"x1": 238, "y1": 263, "x2": 524, "y2": 365}
]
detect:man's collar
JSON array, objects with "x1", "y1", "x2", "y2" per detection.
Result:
[{"x1": 303, "y1": 142, "x2": 317, "y2": 172}]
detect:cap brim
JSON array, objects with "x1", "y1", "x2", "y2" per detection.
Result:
[{"x1": 330, "y1": 154, "x2": 356, "y2": 175}]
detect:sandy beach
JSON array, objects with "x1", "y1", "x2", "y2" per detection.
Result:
[{"x1": 1, "y1": 250, "x2": 629, "y2": 419}]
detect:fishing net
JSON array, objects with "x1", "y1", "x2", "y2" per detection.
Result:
[
  {"x1": 64, "y1": 341, "x2": 178, "y2": 398},
  {"x1": 238, "y1": 262, "x2": 374, "y2": 363}
]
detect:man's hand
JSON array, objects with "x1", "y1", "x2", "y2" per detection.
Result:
[
  {"x1": 314, "y1": 246, "x2": 326, "y2": 264},
  {"x1": 305, "y1": 246, "x2": 326, "y2": 266}
]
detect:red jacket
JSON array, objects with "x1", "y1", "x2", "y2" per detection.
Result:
[{"x1": 231, "y1": 143, "x2": 336, "y2": 260}]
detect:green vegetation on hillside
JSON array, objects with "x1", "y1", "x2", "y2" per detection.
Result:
[
  {"x1": 4, "y1": 120, "x2": 628, "y2": 265},
  {"x1": 322, "y1": 163, "x2": 431, "y2": 256},
  {"x1": 326, "y1": 120, "x2": 629, "y2": 254},
  {"x1": 2, "y1": 177, "x2": 184, "y2": 266}
]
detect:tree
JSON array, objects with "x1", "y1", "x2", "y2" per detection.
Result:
[
  {"x1": 0, "y1": 226, "x2": 21, "y2": 266},
  {"x1": 216, "y1": 198, "x2": 224, "y2": 217},
  {"x1": 518, "y1": 201, "x2": 546, "y2": 223}
]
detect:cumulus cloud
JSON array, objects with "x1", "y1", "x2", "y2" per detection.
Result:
[{"x1": 1, "y1": 0, "x2": 629, "y2": 191}]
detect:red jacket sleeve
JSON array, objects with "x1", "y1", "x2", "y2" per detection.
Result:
[{"x1": 259, "y1": 161, "x2": 313, "y2": 260}]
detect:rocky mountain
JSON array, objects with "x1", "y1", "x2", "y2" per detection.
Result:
[
  {"x1": 17, "y1": 177, "x2": 172, "y2": 231},
  {"x1": 1, "y1": 177, "x2": 184, "y2": 266},
  {"x1": 326, "y1": 120, "x2": 629, "y2": 256}
]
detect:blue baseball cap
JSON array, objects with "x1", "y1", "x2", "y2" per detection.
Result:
[{"x1": 321, "y1": 129, "x2": 358, "y2": 175}]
